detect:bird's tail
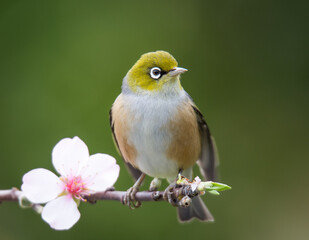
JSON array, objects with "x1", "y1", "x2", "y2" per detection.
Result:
[{"x1": 177, "y1": 196, "x2": 214, "y2": 222}]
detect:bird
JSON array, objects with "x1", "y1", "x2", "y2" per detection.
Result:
[{"x1": 109, "y1": 50, "x2": 218, "y2": 222}]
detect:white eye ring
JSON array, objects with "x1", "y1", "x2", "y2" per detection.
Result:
[{"x1": 150, "y1": 67, "x2": 162, "y2": 80}]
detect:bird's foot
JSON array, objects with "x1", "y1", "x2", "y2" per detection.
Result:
[
  {"x1": 149, "y1": 178, "x2": 162, "y2": 191},
  {"x1": 122, "y1": 173, "x2": 146, "y2": 209},
  {"x1": 122, "y1": 186, "x2": 141, "y2": 209},
  {"x1": 163, "y1": 182, "x2": 179, "y2": 207}
]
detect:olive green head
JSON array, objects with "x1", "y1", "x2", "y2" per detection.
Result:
[{"x1": 126, "y1": 51, "x2": 187, "y2": 92}]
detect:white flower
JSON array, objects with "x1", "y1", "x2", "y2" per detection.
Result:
[{"x1": 21, "y1": 136, "x2": 120, "y2": 230}]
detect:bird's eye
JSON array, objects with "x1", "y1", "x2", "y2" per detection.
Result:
[{"x1": 150, "y1": 67, "x2": 162, "y2": 80}]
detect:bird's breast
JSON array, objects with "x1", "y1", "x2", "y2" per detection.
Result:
[{"x1": 113, "y1": 92, "x2": 201, "y2": 180}]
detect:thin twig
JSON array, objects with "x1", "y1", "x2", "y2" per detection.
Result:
[
  {"x1": 0, "y1": 188, "x2": 22, "y2": 202},
  {"x1": 0, "y1": 185, "x2": 195, "y2": 204}
]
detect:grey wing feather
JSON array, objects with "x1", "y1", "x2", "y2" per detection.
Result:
[
  {"x1": 109, "y1": 107, "x2": 142, "y2": 181},
  {"x1": 192, "y1": 105, "x2": 219, "y2": 181}
]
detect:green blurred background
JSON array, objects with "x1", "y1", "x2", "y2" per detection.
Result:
[{"x1": 1, "y1": 0, "x2": 308, "y2": 239}]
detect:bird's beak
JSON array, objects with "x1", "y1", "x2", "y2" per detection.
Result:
[{"x1": 168, "y1": 67, "x2": 188, "y2": 77}]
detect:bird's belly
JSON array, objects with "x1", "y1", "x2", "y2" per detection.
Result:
[
  {"x1": 124, "y1": 96, "x2": 183, "y2": 181},
  {"x1": 120, "y1": 91, "x2": 199, "y2": 181},
  {"x1": 136, "y1": 141, "x2": 179, "y2": 179},
  {"x1": 129, "y1": 119, "x2": 179, "y2": 179}
]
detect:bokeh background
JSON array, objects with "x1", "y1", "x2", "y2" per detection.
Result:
[{"x1": 0, "y1": 1, "x2": 308, "y2": 239}]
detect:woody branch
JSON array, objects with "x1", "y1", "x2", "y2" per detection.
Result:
[{"x1": 0, "y1": 185, "x2": 198, "y2": 205}]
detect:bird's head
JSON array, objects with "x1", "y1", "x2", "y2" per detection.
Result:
[{"x1": 124, "y1": 51, "x2": 187, "y2": 94}]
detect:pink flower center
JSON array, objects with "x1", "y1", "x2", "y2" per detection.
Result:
[{"x1": 63, "y1": 176, "x2": 86, "y2": 197}]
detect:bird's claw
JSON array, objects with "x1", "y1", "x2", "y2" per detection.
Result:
[
  {"x1": 122, "y1": 186, "x2": 141, "y2": 209},
  {"x1": 163, "y1": 185, "x2": 178, "y2": 207}
]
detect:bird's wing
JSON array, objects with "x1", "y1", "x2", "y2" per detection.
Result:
[
  {"x1": 191, "y1": 105, "x2": 219, "y2": 181},
  {"x1": 109, "y1": 107, "x2": 143, "y2": 181}
]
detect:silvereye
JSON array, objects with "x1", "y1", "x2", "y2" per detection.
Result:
[{"x1": 110, "y1": 51, "x2": 218, "y2": 222}]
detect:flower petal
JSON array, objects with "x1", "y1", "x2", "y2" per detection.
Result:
[
  {"x1": 42, "y1": 195, "x2": 80, "y2": 230},
  {"x1": 52, "y1": 136, "x2": 89, "y2": 177},
  {"x1": 21, "y1": 168, "x2": 63, "y2": 204},
  {"x1": 81, "y1": 153, "x2": 120, "y2": 192},
  {"x1": 191, "y1": 176, "x2": 202, "y2": 191}
]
